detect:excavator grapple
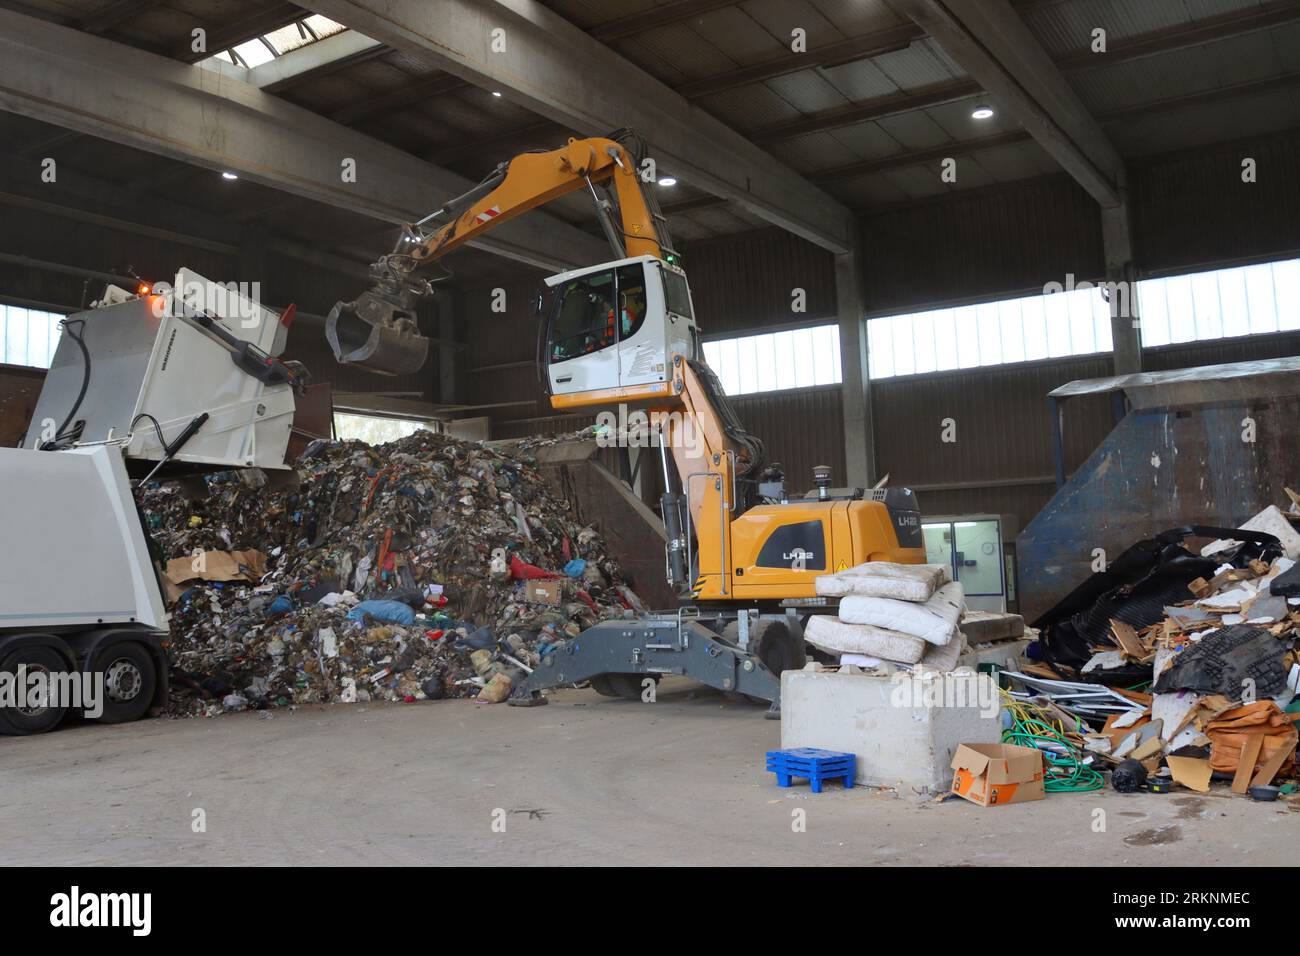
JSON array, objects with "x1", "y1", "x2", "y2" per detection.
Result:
[{"x1": 325, "y1": 254, "x2": 430, "y2": 376}]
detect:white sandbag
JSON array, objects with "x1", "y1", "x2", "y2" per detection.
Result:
[
  {"x1": 815, "y1": 561, "x2": 951, "y2": 602},
  {"x1": 917, "y1": 631, "x2": 965, "y2": 672},
  {"x1": 805, "y1": 615, "x2": 925, "y2": 664},
  {"x1": 838, "y1": 581, "x2": 965, "y2": 646}
]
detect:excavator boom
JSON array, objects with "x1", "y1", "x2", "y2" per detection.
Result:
[{"x1": 327, "y1": 133, "x2": 671, "y2": 376}]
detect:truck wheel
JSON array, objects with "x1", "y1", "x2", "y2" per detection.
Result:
[
  {"x1": 90, "y1": 642, "x2": 157, "y2": 724},
  {"x1": 0, "y1": 646, "x2": 70, "y2": 735},
  {"x1": 589, "y1": 674, "x2": 656, "y2": 700},
  {"x1": 724, "y1": 618, "x2": 807, "y2": 675}
]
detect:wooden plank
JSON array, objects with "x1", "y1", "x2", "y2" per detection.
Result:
[{"x1": 1232, "y1": 734, "x2": 1265, "y2": 794}]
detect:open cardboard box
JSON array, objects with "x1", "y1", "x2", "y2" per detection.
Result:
[
  {"x1": 951, "y1": 742, "x2": 1045, "y2": 807},
  {"x1": 525, "y1": 579, "x2": 563, "y2": 605}
]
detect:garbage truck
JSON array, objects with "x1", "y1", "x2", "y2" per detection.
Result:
[{"x1": 0, "y1": 270, "x2": 308, "y2": 733}]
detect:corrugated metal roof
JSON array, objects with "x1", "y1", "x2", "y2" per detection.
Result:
[
  {"x1": 738, "y1": 0, "x2": 842, "y2": 46},
  {"x1": 687, "y1": 5, "x2": 787, "y2": 64},
  {"x1": 817, "y1": 56, "x2": 911, "y2": 101},
  {"x1": 545, "y1": 0, "x2": 658, "y2": 30},
  {"x1": 628, "y1": 21, "x2": 736, "y2": 80},
  {"x1": 872, "y1": 110, "x2": 953, "y2": 150},
  {"x1": 695, "y1": 84, "x2": 805, "y2": 129},
  {"x1": 806, "y1": 0, "x2": 909, "y2": 36},
  {"x1": 827, "y1": 121, "x2": 910, "y2": 159},
  {"x1": 871, "y1": 38, "x2": 967, "y2": 88},
  {"x1": 763, "y1": 69, "x2": 852, "y2": 113},
  {"x1": 1021, "y1": 0, "x2": 1205, "y2": 57},
  {"x1": 766, "y1": 131, "x2": 866, "y2": 170}
]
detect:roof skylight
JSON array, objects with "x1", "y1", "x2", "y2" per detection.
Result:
[{"x1": 205, "y1": 15, "x2": 348, "y2": 69}]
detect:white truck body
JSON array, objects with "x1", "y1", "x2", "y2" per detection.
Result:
[
  {"x1": 0, "y1": 444, "x2": 168, "y2": 632},
  {"x1": 3, "y1": 268, "x2": 296, "y2": 635}
]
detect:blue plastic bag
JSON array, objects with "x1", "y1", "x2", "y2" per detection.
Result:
[{"x1": 346, "y1": 599, "x2": 416, "y2": 626}]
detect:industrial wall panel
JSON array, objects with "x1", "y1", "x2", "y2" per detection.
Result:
[
  {"x1": 1133, "y1": 129, "x2": 1300, "y2": 276},
  {"x1": 1143, "y1": 329, "x2": 1300, "y2": 371},
  {"x1": 730, "y1": 385, "x2": 846, "y2": 496},
  {"x1": 861, "y1": 174, "x2": 1104, "y2": 314},
  {"x1": 871, "y1": 354, "x2": 1114, "y2": 530},
  {"x1": 684, "y1": 227, "x2": 838, "y2": 337}
]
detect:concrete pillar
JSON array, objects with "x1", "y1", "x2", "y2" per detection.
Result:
[
  {"x1": 434, "y1": 288, "x2": 458, "y2": 406},
  {"x1": 836, "y1": 239, "x2": 875, "y2": 487},
  {"x1": 1101, "y1": 199, "x2": 1142, "y2": 376}
]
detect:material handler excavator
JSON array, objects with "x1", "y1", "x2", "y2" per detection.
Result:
[{"x1": 330, "y1": 130, "x2": 925, "y2": 708}]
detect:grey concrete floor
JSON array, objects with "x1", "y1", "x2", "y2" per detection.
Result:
[{"x1": 1, "y1": 678, "x2": 1292, "y2": 866}]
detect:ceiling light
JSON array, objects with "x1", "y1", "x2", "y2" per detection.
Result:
[
  {"x1": 222, "y1": 171, "x2": 239, "y2": 180},
  {"x1": 658, "y1": 176, "x2": 678, "y2": 187},
  {"x1": 971, "y1": 105, "x2": 994, "y2": 120},
  {"x1": 491, "y1": 90, "x2": 502, "y2": 97}
]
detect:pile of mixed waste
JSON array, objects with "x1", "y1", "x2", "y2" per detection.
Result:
[
  {"x1": 137, "y1": 432, "x2": 643, "y2": 716},
  {"x1": 1018, "y1": 496, "x2": 1300, "y2": 801}
]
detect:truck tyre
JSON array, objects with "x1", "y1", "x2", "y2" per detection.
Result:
[
  {"x1": 0, "y1": 645, "x2": 71, "y2": 735},
  {"x1": 89, "y1": 642, "x2": 157, "y2": 724}
]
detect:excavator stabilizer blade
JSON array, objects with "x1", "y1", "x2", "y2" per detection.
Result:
[{"x1": 325, "y1": 295, "x2": 429, "y2": 377}]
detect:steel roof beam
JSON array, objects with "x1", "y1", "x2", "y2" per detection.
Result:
[
  {"x1": 0, "y1": 9, "x2": 610, "y2": 273},
  {"x1": 300, "y1": 0, "x2": 857, "y2": 253}
]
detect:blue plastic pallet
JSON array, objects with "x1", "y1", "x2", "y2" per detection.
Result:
[{"x1": 765, "y1": 747, "x2": 856, "y2": 793}]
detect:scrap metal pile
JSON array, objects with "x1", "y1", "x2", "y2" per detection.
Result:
[
  {"x1": 1022, "y1": 498, "x2": 1300, "y2": 801},
  {"x1": 137, "y1": 432, "x2": 643, "y2": 716}
]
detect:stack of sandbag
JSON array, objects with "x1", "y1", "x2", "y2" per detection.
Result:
[{"x1": 805, "y1": 562, "x2": 966, "y2": 671}]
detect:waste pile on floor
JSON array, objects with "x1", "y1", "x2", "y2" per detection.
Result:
[
  {"x1": 1021, "y1": 497, "x2": 1300, "y2": 804},
  {"x1": 805, "y1": 562, "x2": 969, "y2": 672},
  {"x1": 138, "y1": 432, "x2": 642, "y2": 716}
]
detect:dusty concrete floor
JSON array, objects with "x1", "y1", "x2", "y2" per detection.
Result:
[{"x1": 1, "y1": 678, "x2": 1291, "y2": 866}]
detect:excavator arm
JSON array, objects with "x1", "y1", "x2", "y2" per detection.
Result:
[{"x1": 327, "y1": 132, "x2": 672, "y2": 376}]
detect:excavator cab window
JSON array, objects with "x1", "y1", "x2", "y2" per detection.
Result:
[
  {"x1": 661, "y1": 267, "x2": 694, "y2": 320},
  {"x1": 615, "y1": 264, "x2": 647, "y2": 340},
  {"x1": 549, "y1": 266, "x2": 616, "y2": 363},
  {"x1": 547, "y1": 264, "x2": 648, "y2": 364}
]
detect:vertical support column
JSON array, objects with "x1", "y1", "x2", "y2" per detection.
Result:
[
  {"x1": 435, "y1": 288, "x2": 458, "y2": 406},
  {"x1": 836, "y1": 237, "x2": 875, "y2": 487},
  {"x1": 1101, "y1": 198, "x2": 1141, "y2": 376}
]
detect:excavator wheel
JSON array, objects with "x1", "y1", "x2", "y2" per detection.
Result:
[
  {"x1": 722, "y1": 618, "x2": 807, "y2": 703},
  {"x1": 589, "y1": 674, "x2": 658, "y2": 700}
]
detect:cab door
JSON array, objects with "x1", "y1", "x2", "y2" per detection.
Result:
[
  {"x1": 620, "y1": 260, "x2": 695, "y2": 387},
  {"x1": 545, "y1": 264, "x2": 621, "y2": 397}
]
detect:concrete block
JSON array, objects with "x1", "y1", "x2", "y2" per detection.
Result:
[
  {"x1": 959, "y1": 611, "x2": 1024, "y2": 644},
  {"x1": 780, "y1": 666, "x2": 1003, "y2": 795},
  {"x1": 957, "y1": 638, "x2": 1031, "y2": 671}
]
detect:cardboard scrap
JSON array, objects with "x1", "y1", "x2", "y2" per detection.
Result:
[
  {"x1": 1166, "y1": 756, "x2": 1212, "y2": 793},
  {"x1": 164, "y1": 549, "x2": 268, "y2": 585}
]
